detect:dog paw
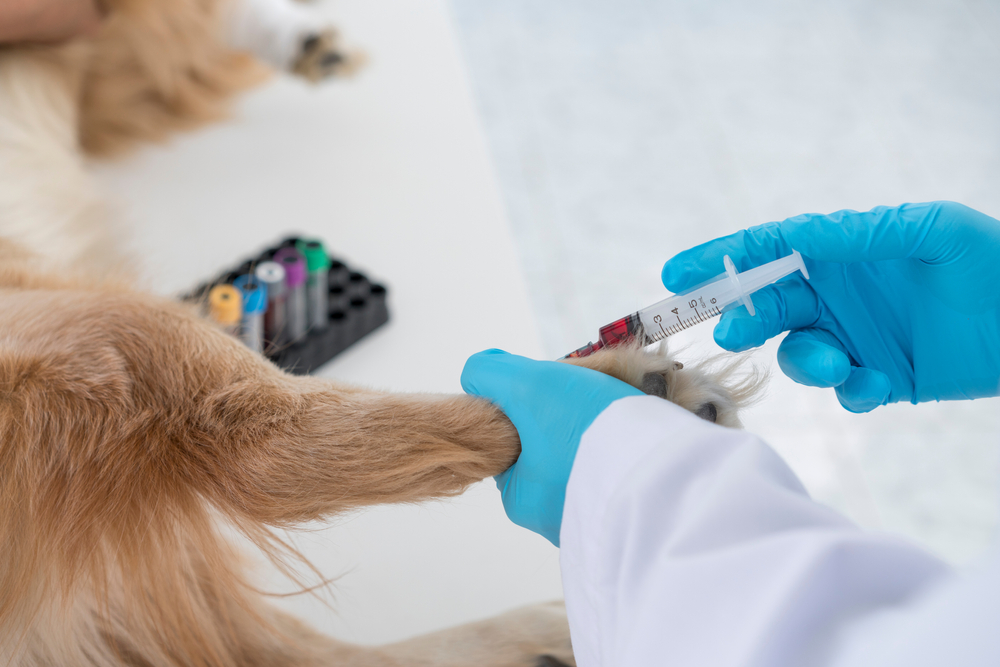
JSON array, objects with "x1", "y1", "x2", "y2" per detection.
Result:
[
  {"x1": 564, "y1": 343, "x2": 758, "y2": 428},
  {"x1": 292, "y1": 29, "x2": 365, "y2": 82}
]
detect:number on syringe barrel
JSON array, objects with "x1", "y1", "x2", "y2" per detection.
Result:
[{"x1": 652, "y1": 313, "x2": 668, "y2": 337}]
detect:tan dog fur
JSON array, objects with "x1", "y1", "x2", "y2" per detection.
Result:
[{"x1": 0, "y1": 2, "x2": 759, "y2": 665}]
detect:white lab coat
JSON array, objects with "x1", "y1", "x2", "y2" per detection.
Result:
[{"x1": 560, "y1": 396, "x2": 1000, "y2": 667}]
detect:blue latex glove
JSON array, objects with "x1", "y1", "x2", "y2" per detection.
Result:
[
  {"x1": 461, "y1": 349, "x2": 644, "y2": 546},
  {"x1": 662, "y1": 201, "x2": 1000, "y2": 412}
]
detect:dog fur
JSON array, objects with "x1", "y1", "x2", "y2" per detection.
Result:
[{"x1": 0, "y1": 2, "x2": 761, "y2": 665}]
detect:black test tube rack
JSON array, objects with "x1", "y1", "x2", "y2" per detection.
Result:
[{"x1": 185, "y1": 237, "x2": 389, "y2": 375}]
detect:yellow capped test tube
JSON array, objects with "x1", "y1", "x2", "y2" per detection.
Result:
[{"x1": 209, "y1": 284, "x2": 242, "y2": 337}]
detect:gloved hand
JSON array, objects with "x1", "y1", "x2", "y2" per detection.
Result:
[
  {"x1": 461, "y1": 349, "x2": 644, "y2": 546},
  {"x1": 662, "y1": 201, "x2": 1000, "y2": 412}
]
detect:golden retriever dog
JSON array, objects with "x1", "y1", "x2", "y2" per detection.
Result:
[{"x1": 0, "y1": 1, "x2": 759, "y2": 665}]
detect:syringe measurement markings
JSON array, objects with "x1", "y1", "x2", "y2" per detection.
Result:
[
  {"x1": 641, "y1": 305, "x2": 722, "y2": 343},
  {"x1": 665, "y1": 306, "x2": 721, "y2": 337}
]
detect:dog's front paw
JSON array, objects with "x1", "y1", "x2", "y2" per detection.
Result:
[
  {"x1": 564, "y1": 344, "x2": 758, "y2": 428},
  {"x1": 292, "y1": 29, "x2": 365, "y2": 82}
]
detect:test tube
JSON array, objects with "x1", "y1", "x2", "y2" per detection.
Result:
[
  {"x1": 273, "y1": 247, "x2": 307, "y2": 343},
  {"x1": 208, "y1": 284, "x2": 242, "y2": 337},
  {"x1": 255, "y1": 261, "x2": 287, "y2": 349},
  {"x1": 233, "y1": 274, "x2": 267, "y2": 354},
  {"x1": 298, "y1": 239, "x2": 331, "y2": 332}
]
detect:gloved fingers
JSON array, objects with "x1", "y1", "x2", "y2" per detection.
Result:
[
  {"x1": 776, "y1": 329, "x2": 853, "y2": 387},
  {"x1": 776, "y1": 330, "x2": 891, "y2": 411},
  {"x1": 834, "y1": 366, "x2": 892, "y2": 413},
  {"x1": 711, "y1": 280, "x2": 823, "y2": 352},
  {"x1": 778, "y1": 202, "x2": 969, "y2": 264},
  {"x1": 662, "y1": 223, "x2": 794, "y2": 293}
]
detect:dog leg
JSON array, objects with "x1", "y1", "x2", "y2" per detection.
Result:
[
  {"x1": 224, "y1": 0, "x2": 364, "y2": 81},
  {"x1": 0, "y1": 284, "x2": 519, "y2": 530}
]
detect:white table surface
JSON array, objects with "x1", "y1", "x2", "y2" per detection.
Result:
[{"x1": 91, "y1": 0, "x2": 560, "y2": 646}]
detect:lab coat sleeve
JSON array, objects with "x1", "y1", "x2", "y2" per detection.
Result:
[{"x1": 558, "y1": 395, "x2": 1000, "y2": 667}]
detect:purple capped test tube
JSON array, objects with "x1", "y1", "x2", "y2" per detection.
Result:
[{"x1": 273, "y1": 247, "x2": 308, "y2": 343}]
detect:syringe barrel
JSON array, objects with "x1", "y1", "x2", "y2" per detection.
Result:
[
  {"x1": 636, "y1": 278, "x2": 739, "y2": 341},
  {"x1": 598, "y1": 312, "x2": 646, "y2": 347}
]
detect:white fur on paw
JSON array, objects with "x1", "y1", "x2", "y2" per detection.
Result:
[
  {"x1": 225, "y1": 0, "x2": 359, "y2": 73},
  {"x1": 563, "y1": 343, "x2": 763, "y2": 429}
]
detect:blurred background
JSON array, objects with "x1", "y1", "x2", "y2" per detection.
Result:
[{"x1": 94, "y1": 0, "x2": 1000, "y2": 648}]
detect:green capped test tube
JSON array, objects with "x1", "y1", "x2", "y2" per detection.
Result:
[{"x1": 298, "y1": 239, "x2": 331, "y2": 332}]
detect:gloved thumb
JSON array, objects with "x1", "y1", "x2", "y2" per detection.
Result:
[{"x1": 461, "y1": 348, "x2": 518, "y2": 399}]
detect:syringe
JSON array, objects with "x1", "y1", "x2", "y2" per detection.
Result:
[{"x1": 563, "y1": 250, "x2": 810, "y2": 358}]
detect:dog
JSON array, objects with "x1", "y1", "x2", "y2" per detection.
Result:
[{"x1": 0, "y1": 1, "x2": 760, "y2": 664}]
